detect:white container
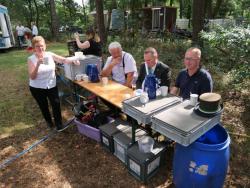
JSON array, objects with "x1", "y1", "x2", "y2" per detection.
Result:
[
  {"x1": 138, "y1": 136, "x2": 155, "y2": 153},
  {"x1": 102, "y1": 77, "x2": 108, "y2": 85},
  {"x1": 190, "y1": 93, "x2": 198, "y2": 106},
  {"x1": 160, "y1": 86, "x2": 168, "y2": 97}
]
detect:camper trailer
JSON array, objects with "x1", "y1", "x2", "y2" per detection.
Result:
[{"x1": 0, "y1": 5, "x2": 15, "y2": 49}]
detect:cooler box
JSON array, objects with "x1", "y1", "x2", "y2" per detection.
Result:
[
  {"x1": 113, "y1": 128, "x2": 147, "y2": 165},
  {"x1": 99, "y1": 119, "x2": 130, "y2": 153},
  {"x1": 127, "y1": 141, "x2": 167, "y2": 183},
  {"x1": 64, "y1": 55, "x2": 102, "y2": 81}
]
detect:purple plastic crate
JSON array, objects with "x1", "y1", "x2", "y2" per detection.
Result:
[
  {"x1": 74, "y1": 117, "x2": 114, "y2": 142},
  {"x1": 74, "y1": 118, "x2": 101, "y2": 142}
]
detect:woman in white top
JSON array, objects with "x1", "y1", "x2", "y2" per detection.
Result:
[{"x1": 28, "y1": 36, "x2": 79, "y2": 131}]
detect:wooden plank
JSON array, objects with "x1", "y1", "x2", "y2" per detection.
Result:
[{"x1": 75, "y1": 80, "x2": 135, "y2": 109}]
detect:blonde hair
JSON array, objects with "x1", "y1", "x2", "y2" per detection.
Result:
[
  {"x1": 186, "y1": 47, "x2": 201, "y2": 59},
  {"x1": 86, "y1": 28, "x2": 100, "y2": 42},
  {"x1": 32, "y1": 36, "x2": 45, "y2": 48}
]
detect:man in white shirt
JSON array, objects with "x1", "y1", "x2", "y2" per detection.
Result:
[
  {"x1": 16, "y1": 23, "x2": 25, "y2": 47},
  {"x1": 31, "y1": 22, "x2": 38, "y2": 37},
  {"x1": 101, "y1": 41, "x2": 137, "y2": 88}
]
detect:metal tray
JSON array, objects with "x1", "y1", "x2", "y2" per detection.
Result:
[
  {"x1": 151, "y1": 100, "x2": 222, "y2": 146},
  {"x1": 122, "y1": 94, "x2": 181, "y2": 124}
]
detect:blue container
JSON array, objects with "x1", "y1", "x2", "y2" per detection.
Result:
[
  {"x1": 173, "y1": 124, "x2": 230, "y2": 188},
  {"x1": 86, "y1": 64, "x2": 99, "y2": 82},
  {"x1": 144, "y1": 74, "x2": 157, "y2": 99}
]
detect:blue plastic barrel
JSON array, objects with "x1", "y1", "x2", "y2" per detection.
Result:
[{"x1": 173, "y1": 124, "x2": 230, "y2": 188}]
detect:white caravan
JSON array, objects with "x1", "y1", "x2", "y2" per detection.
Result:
[{"x1": 0, "y1": 5, "x2": 15, "y2": 49}]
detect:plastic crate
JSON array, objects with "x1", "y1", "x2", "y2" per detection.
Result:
[
  {"x1": 64, "y1": 55, "x2": 102, "y2": 81},
  {"x1": 127, "y1": 141, "x2": 167, "y2": 183},
  {"x1": 74, "y1": 117, "x2": 113, "y2": 142},
  {"x1": 99, "y1": 119, "x2": 131, "y2": 153},
  {"x1": 113, "y1": 128, "x2": 147, "y2": 164},
  {"x1": 151, "y1": 100, "x2": 222, "y2": 146},
  {"x1": 122, "y1": 95, "x2": 181, "y2": 124}
]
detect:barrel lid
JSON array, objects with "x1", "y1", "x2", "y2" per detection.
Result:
[{"x1": 199, "y1": 93, "x2": 221, "y2": 102}]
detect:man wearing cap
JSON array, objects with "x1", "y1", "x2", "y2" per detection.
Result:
[
  {"x1": 171, "y1": 47, "x2": 213, "y2": 99},
  {"x1": 136, "y1": 47, "x2": 171, "y2": 89}
]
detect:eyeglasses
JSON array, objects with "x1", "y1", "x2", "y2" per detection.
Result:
[{"x1": 184, "y1": 57, "x2": 200, "y2": 61}]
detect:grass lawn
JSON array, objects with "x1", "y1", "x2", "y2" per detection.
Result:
[{"x1": 0, "y1": 43, "x2": 249, "y2": 187}]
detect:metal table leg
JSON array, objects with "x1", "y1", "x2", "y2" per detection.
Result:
[{"x1": 131, "y1": 118, "x2": 137, "y2": 144}]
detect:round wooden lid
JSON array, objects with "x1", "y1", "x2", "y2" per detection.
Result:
[{"x1": 199, "y1": 93, "x2": 221, "y2": 102}]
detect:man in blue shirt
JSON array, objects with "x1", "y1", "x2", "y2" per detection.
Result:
[{"x1": 171, "y1": 47, "x2": 213, "y2": 99}]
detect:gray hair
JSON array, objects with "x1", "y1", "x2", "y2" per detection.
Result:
[{"x1": 108, "y1": 41, "x2": 122, "y2": 51}]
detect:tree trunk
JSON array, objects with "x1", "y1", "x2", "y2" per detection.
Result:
[
  {"x1": 49, "y1": 0, "x2": 59, "y2": 41},
  {"x1": 170, "y1": 0, "x2": 174, "y2": 6},
  {"x1": 82, "y1": 1, "x2": 88, "y2": 26},
  {"x1": 95, "y1": 0, "x2": 107, "y2": 44},
  {"x1": 205, "y1": 0, "x2": 212, "y2": 19},
  {"x1": 179, "y1": 0, "x2": 183, "y2": 18},
  {"x1": 212, "y1": 0, "x2": 223, "y2": 18},
  {"x1": 192, "y1": 0, "x2": 205, "y2": 44},
  {"x1": 27, "y1": 0, "x2": 33, "y2": 27},
  {"x1": 33, "y1": 0, "x2": 39, "y2": 28}
]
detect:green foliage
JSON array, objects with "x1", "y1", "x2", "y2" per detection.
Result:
[{"x1": 201, "y1": 25, "x2": 250, "y2": 90}]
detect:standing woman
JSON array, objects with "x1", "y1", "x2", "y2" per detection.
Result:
[
  {"x1": 74, "y1": 27, "x2": 102, "y2": 57},
  {"x1": 28, "y1": 36, "x2": 79, "y2": 131}
]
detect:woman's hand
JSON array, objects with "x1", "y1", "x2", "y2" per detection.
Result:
[
  {"x1": 74, "y1": 32, "x2": 79, "y2": 40},
  {"x1": 37, "y1": 57, "x2": 44, "y2": 66},
  {"x1": 73, "y1": 60, "x2": 80, "y2": 65}
]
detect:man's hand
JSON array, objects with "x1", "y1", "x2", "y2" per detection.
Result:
[{"x1": 111, "y1": 56, "x2": 121, "y2": 66}]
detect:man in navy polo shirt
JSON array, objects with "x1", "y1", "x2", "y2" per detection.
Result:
[{"x1": 171, "y1": 47, "x2": 213, "y2": 99}]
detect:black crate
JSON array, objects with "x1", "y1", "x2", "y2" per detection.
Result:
[
  {"x1": 127, "y1": 141, "x2": 167, "y2": 183},
  {"x1": 113, "y1": 128, "x2": 147, "y2": 165},
  {"x1": 99, "y1": 119, "x2": 131, "y2": 153}
]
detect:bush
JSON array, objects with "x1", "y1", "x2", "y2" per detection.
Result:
[{"x1": 201, "y1": 25, "x2": 250, "y2": 91}]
